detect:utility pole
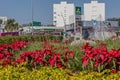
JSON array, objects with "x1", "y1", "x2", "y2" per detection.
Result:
[{"x1": 31, "y1": 0, "x2": 34, "y2": 34}]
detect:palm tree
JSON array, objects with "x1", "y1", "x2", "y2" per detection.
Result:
[
  {"x1": 5, "y1": 19, "x2": 19, "y2": 32},
  {"x1": 12, "y1": 22, "x2": 19, "y2": 31}
]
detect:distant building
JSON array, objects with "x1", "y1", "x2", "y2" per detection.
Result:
[
  {"x1": 0, "y1": 16, "x2": 7, "y2": 32},
  {"x1": 0, "y1": 16, "x2": 7, "y2": 24},
  {"x1": 84, "y1": 0, "x2": 105, "y2": 21},
  {"x1": 53, "y1": 1, "x2": 75, "y2": 27},
  {"x1": 83, "y1": 21, "x2": 119, "y2": 27}
]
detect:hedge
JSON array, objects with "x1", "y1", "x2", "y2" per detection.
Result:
[{"x1": 0, "y1": 35, "x2": 63, "y2": 44}]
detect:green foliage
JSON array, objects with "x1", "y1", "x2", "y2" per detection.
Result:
[
  {"x1": 0, "y1": 65, "x2": 70, "y2": 80},
  {"x1": 5, "y1": 19, "x2": 19, "y2": 32},
  {"x1": 0, "y1": 65, "x2": 120, "y2": 80},
  {"x1": 0, "y1": 35, "x2": 63, "y2": 44},
  {"x1": 24, "y1": 41, "x2": 43, "y2": 52},
  {"x1": 70, "y1": 69, "x2": 120, "y2": 80},
  {"x1": 104, "y1": 39, "x2": 120, "y2": 50}
]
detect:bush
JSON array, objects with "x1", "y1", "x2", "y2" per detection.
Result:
[
  {"x1": 0, "y1": 65, "x2": 120, "y2": 80},
  {"x1": 0, "y1": 65, "x2": 70, "y2": 80}
]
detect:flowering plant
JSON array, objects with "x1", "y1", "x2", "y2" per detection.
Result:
[{"x1": 81, "y1": 43, "x2": 120, "y2": 72}]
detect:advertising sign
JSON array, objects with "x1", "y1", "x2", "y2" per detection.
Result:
[{"x1": 75, "y1": 7, "x2": 81, "y2": 15}]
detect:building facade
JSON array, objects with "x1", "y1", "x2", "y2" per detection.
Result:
[
  {"x1": 53, "y1": 1, "x2": 75, "y2": 27},
  {"x1": 0, "y1": 16, "x2": 7, "y2": 32},
  {"x1": 84, "y1": 0, "x2": 105, "y2": 21}
]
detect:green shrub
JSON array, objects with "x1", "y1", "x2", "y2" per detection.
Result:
[
  {"x1": 0, "y1": 65, "x2": 70, "y2": 80},
  {"x1": 0, "y1": 35, "x2": 63, "y2": 44},
  {"x1": 0, "y1": 65, "x2": 120, "y2": 80}
]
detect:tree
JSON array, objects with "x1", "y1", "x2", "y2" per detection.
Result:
[{"x1": 5, "y1": 19, "x2": 19, "y2": 32}]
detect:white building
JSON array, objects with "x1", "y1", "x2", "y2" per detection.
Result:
[
  {"x1": 53, "y1": 1, "x2": 75, "y2": 27},
  {"x1": 0, "y1": 16, "x2": 7, "y2": 24},
  {"x1": 0, "y1": 16, "x2": 7, "y2": 32},
  {"x1": 84, "y1": 0, "x2": 105, "y2": 21}
]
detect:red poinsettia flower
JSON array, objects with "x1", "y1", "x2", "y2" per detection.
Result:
[
  {"x1": 0, "y1": 53, "x2": 4, "y2": 61},
  {"x1": 56, "y1": 62, "x2": 63, "y2": 68},
  {"x1": 111, "y1": 70, "x2": 117, "y2": 73},
  {"x1": 49, "y1": 59, "x2": 55, "y2": 67},
  {"x1": 83, "y1": 59, "x2": 89, "y2": 67},
  {"x1": 69, "y1": 51, "x2": 74, "y2": 58},
  {"x1": 14, "y1": 58, "x2": 24, "y2": 64}
]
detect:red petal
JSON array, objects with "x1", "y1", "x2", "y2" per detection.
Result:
[
  {"x1": 100, "y1": 55, "x2": 104, "y2": 61},
  {"x1": 83, "y1": 59, "x2": 88, "y2": 67},
  {"x1": 94, "y1": 62, "x2": 99, "y2": 67},
  {"x1": 117, "y1": 62, "x2": 120, "y2": 65}
]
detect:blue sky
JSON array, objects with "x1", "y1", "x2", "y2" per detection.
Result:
[{"x1": 0, "y1": 0, "x2": 120, "y2": 25}]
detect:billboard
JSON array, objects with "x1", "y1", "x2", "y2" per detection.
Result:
[{"x1": 75, "y1": 7, "x2": 81, "y2": 15}]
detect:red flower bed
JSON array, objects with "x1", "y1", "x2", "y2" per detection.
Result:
[
  {"x1": 1, "y1": 39, "x2": 120, "y2": 72},
  {"x1": 0, "y1": 39, "x2": 74, "y2": 69},
  {"x1": 81, "y1": 43, "x2": 120, "y2": 72},
  {"x1": 14, "y1": 40, "x2": 74, "y2": 69},
  {"x1": 0, "y1": 40, "x2": 28, "y2": 66}
]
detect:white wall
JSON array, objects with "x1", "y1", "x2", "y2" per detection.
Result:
[
  {"x1": 53, "y1": 1, "x2": 75, "y2": 27},
  {"x1": 0, "y1": 16, "x2": 7, "y2": 24},
  {"x1": 84, "y1": 1, "x2": 105, "y2": 21},
  {"x1": 0, "y1": 16, "x2": 7, "y2": 32}
]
